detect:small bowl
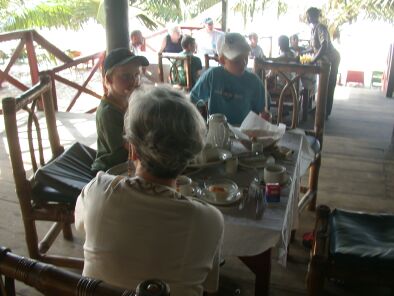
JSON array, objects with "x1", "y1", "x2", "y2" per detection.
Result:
[{"x1": 205, "y1": 178, "x2": 238, "y2": 201}]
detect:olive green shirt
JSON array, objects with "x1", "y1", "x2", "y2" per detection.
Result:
[{"x1": 91, "y1": 97, "x2": 128, "y2": 172}]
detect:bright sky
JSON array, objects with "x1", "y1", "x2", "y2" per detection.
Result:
[{"x1": 13, "y1": 2, "x2": 394, "y2": 77}]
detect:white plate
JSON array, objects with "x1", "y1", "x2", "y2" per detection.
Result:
[
  {"x1": 238, "y1": 155, "x2": 275, "y2": 169},
  {"x1": 106, "y1": 161, "x2": 135, "y2": 176},
  {"x1": 188, "y1": 149, "x2": 232, "y2": 168},
  {"x1": 200, "y1": 190, "x2": 242, "y2": 206}
]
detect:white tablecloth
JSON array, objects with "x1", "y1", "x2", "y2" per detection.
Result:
[{"x1": 191, "y1": 132, "x2": 305, "y2": 266}]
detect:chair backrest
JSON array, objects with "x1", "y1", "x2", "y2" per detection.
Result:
[
  {"x1": 1, "y1": 74, "x2": 83, "y2": 268},
  {"x1": 204, "y1": 54, "x2": 219, "y2": 69},
  {"x1": 256, "y1": 56, "x2": 301, "y2": 128},
  {"x1": 0, "y1": 246, "x2": 170, "y2": 296},
  {"x1": 158, "y1": 52, "x2": 193, "y2": 91},
  {"x1": 254, "y1": 58, "x2": 330, "y2": 144},
  {"x1": 2, "y1": 74, "x2": 63, "y2": 215}
]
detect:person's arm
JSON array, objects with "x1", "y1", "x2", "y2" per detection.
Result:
[
  {"x1": 75, "y1": 177, "x2": 97, "y2": 234},
  {"x1": 311, "y1": 24, "x2": 329, "y2": 63},
  {"x1": 159, "y1": 36, "x2": 167, "y2": 53}
]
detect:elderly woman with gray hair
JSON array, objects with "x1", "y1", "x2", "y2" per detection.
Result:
[
  {"x1": 75, "y1": 85, "x2": 224, "y2": 296},
  {"x1": 159, "y1": 24, "x2": 183, "y2": 53}
]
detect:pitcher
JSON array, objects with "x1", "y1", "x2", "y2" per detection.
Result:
[{"x1": 206, "y1": 114, "x2": 230, "y2": 149}]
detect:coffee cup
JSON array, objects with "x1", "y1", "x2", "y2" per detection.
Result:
[
  {"x1": 264, "y1": 164, "x2": 286, "y2": 184},
  {"x1": 176, "y1": 175, "x2": 194, "y2": 196}
]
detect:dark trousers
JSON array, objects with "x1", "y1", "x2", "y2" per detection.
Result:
[{"x1": 326, "y1": 52, "x2": 341, "y2": 117}]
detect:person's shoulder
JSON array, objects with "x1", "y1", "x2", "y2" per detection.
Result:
[
  {"x1": 189, "y1": 198, "x2": 224, "y2": 225},
  {"x1": 84, "y1": 172, "x2": 122, "y2": 198}
]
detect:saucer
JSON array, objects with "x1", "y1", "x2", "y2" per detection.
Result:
[{"x1": 238, "y1": 155, "x2": 275, "y2": 169}]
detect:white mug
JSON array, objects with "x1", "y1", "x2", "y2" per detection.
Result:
[
  {"x1": 264, "y1": 164, "x2": 286, "y2": 184},
  {"x1": 176, "y1": 175, "x2": 194, "y2": 196}
]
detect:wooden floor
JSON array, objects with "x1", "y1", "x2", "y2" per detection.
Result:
[{"x1": 1, "y1": 85, "x2": 394, "y2": 295}]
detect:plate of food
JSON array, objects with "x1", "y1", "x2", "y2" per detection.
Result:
[
  {"x1": 199, "y1": 178, "x2": 241, "y2": 206},
  {"x1": 188, "y1": 147, "x2": 232, "y2": 168}
]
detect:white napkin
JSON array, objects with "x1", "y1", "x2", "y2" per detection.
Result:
[{"x1": 229, "y1": 111, "x2": 286, "y2": 147}]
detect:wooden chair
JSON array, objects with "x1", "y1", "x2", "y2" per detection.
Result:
[
  {"x1": 2, "y1": 74, "x2": 97, "y2": 269},
  {"x1": 158, "y1": 52, "x2": 193, "y2": 91},
  {"x1": 254, "y1": 58, "x2": 330, "y2": 211},
  {"x1": 0, "y1": 246, "x2": 170, "y2": 296},
  {"x1": 204, "y1": 54, "x2": 219, "y2": 69},
  {"x1": 307, "y1": 205, "x2": 394, "y2": 295},
  {"x1": 255, "y1": 56, "x2": 301, "y2": 128}
]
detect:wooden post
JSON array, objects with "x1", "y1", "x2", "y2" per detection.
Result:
[
  {"x1": 221, "y1": 0, "x2": 228, "y2": 32},
  {"x1": 104, "y1": 0, "x2": 129, "y2": 52}
]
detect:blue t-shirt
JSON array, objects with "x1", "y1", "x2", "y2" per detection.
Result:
[{"x1": 190, "y1": 66, "x2": 265, "y2": 125}]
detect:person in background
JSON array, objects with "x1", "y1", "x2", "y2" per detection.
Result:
[
  {"x1": 130, "y1": 30, "x2": 145, "y2": 55},
  {"x1": 278, "y1": 35, "x2": 296, "y2": 59},
  {"x1": 191, "y1": 32, "x2": 269, "y2": 126},
  {"x1": 91, "y1": 48, "x2": 149, "y2": 173},
  {"x1": 248, "y1": 32, "x2": 265, "y2": 59},
  {"x1": 289, "y1": 34, "x2": 305, "y2": 57},
  {"x1": 178, "y1": 35, "x2": 202, "y2": 87},
  {"x1": 76, "y1": 85, "x2": 224, "y2": 296},
  {"x1": 195, "y1": 17, "x2": 224, "y2": 55},
  {"x1": 306, "y1": 7, "x2": 341, "y2": 118},
  {"x1": 159, "y1": 25, "x2": 183, "y2": 53}
]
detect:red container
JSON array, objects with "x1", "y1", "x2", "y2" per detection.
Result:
[{"x1": 265, "y1": 183, "x2": 281, "y2": 202}]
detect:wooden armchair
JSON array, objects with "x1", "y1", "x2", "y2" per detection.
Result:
[
  {"x1": 307, "y1": 205, "x2": 394, "y2": 295},
  {"x1": 0, "y1": 246, "x2": 170, "y2": 296},
  {"x1": 158, "y1": 52, "x2": 193, "y2": 91},
  {"x1": 254, "y1": 59, "x2": 330, "y2": 211},
  {"x1": 2, "y1": 74, "x2": 97, "y2": 269}
]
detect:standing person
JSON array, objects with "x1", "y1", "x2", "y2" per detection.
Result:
[
  {"x1": 91, "y1": 48, "x2": 149, "y2": 173},
  {"x1": 130, "y1": 30, "x2": 145, "y2": 55},
  {"x1": 248, "y1": 32, "x2": 265, "y2": 59},
  {"x1": 159, "y1": 25, "x2": 183, "y2": 53},
  {"x1": 76, "y1": 85, "x2": 224, "y2": 296},
  {"x1": 306, "y1": 7, "x2": 341, "y2": 118},
  {"x1": 191, "y1": 32, "x2": 269, "y2": 125},
  {"x1": 195, "y1": 17, "x2": 224, "y2": 55}
]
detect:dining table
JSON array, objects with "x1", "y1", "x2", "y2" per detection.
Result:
[
  {"x1": 187, "y1": 131, "x2": 308, "y2": 296},
  {"x1": 107, "y1": 131, "x2": 310, "y2": 296}
]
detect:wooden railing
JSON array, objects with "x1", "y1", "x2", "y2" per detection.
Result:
[{"x1": 0, "y1": 29, "x2": 104, "y2": 114}]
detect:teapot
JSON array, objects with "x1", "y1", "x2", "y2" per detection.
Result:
[{"x1": 206, "y1": 114, "x2": 230, "y2": 149}]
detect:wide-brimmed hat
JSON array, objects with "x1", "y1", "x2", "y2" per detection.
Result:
[
  {"x1": 104, "y1": 48, "x2": 149, "y2": 74},
  {"x1": 217, "y1": 33, "x2": 251, "y2": 60}
]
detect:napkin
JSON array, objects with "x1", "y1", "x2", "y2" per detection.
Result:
[{"x1": 229, "y1": 111, "x2": 286, "y2": 147}]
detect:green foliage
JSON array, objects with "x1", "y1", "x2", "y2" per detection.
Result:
[{"x1": 1, "y1": 0, "x2": 100, "y2": 31}]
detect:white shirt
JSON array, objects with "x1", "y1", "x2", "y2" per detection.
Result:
[
  {"x1": 75, "y1": 172, "x2": 224, "y2": 296},
  {"x1": 195, "y1": 29, "x2": 224, "y2": 55}
]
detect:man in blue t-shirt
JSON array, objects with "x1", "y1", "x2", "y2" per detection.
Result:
[{"x1": 191, "y1": 32, "x2": 268, "y2": 125}]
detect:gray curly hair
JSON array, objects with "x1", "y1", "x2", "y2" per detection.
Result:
[{"x1": 124, "y1": 85, "x2": 206, "y2": 178}]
